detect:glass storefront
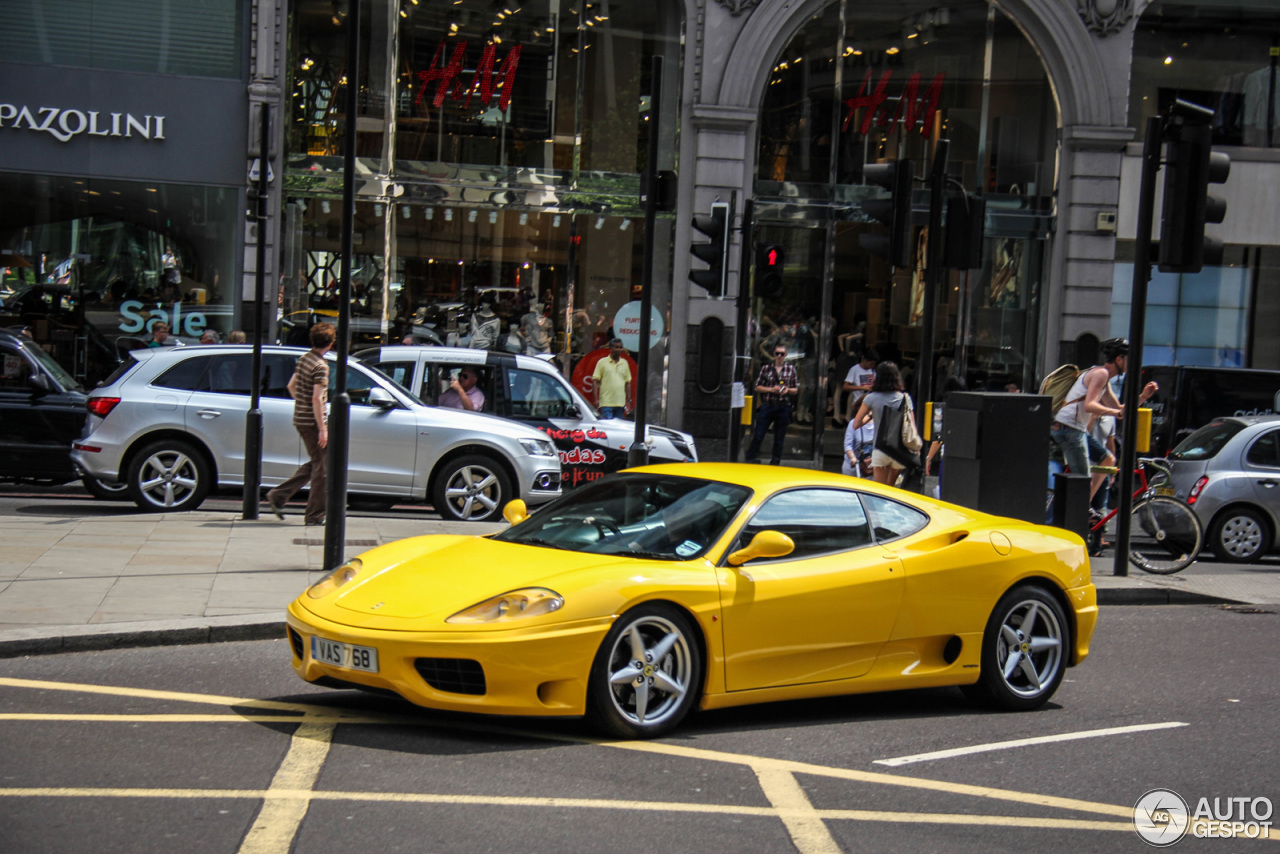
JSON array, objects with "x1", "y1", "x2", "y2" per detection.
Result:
[
  {"x1": 285, "y1": 0, "x2": 682, "y2": 418},
  {"x1": 750, "y1": 0, "x2": 1057, "y2": 465}
]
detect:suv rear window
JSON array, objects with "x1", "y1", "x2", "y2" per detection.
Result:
[{"x1": 1169, "y1": 419, "x2": 1245, "y2": 461}]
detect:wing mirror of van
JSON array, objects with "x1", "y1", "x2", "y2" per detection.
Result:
[{"x1": 28, "y1": 371, "x2": 52, "y2": 396}]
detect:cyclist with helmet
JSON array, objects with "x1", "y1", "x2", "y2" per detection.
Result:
[{"x1": 1051, "y1": 338, "x2": 1158, "y2": 502}]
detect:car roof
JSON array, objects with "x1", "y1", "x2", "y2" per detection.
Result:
[{"x1": 1212, "y1": 415, "x2": 1280, "y2": 428}]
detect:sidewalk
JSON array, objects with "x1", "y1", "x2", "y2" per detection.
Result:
[{"x1": 1, "y1": 506, "x2": 1276, "y2": 657}]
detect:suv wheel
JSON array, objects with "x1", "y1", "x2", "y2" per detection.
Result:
[
  {"x1": 432, "y1": 454, "x2": 511, "y2": 522},
  {"x1": 128, "y1": 439, "x2": 211, "y2": 512}
]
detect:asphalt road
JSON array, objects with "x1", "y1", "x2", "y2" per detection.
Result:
[{"x1": 1, "y1": 605, "x2": 1276, "y2": 853}]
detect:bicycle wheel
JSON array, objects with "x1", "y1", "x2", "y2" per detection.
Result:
[{"x1": 1127, "y1": 496, "x2": 1203, "y2": 575}]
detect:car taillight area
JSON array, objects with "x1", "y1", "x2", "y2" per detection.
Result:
[
  {"x1": 87, "y1": 397, "x2": 121, "y2": 418},
  {"x1": 1188, "y1": 475, "x2": 1209, "y2": 505}
]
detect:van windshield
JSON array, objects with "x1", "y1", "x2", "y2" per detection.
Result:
[{"x1": 1169, "y1": 419, "x2": 1245, "y2": 460}]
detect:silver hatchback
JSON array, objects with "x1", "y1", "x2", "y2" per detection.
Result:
[
  {"x1": 1164, "y1": 415, "x2": 1280, "y2": 562},
  {"x1": 70, "y1": 345, "x2": 563, "y2": 521}
]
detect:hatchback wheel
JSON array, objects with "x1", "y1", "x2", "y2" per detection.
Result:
[
  {"x1": 1210, "y1": 508, "x2": 1271, "y2": 563},
  {"x1": 431, "y1": 454, "x2": 511, "y2": 522},
  {"x1": 128, "y1": 439, "x2": 211, "y2": 512}
]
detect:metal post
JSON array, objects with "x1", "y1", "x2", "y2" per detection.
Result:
[
  {"x1": 916, "y1": 141, "x2": 948, "y2": 427},
  {"x1": 1114, "y1": 115, "x2": 1163, "y2": 577},
  {"x1": 242, "y1": 102, "x2": 270, "y2": 520},
  {"x1": 324, "y1": 0, "x2": 360, "y2": 570},
  {"x1": 729, "y1": 198, "x2": 754, "y2": 461},
  {"x1": 628, "y1": 55, "x2": 662, "y2": 468}
]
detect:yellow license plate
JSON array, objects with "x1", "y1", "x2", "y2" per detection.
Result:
[{"x1": 1155, "y1": 486, "x2": 1174, "y2": 496}]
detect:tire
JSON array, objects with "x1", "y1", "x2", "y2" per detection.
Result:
[
  {"x1": 82, "y1": 475, "x2": 131, "y2": 501},
  {"x1": 127, "y1": 439, "x2": 211, "y2": 512},
  {"x1": 1209, "y1": 507, "x2": 1271, "y2": 563},
  {"x1": 587, "y1": 603, "x2": 703, "y2": 739},
  {"x1": 1128, "y1": 496, "x2": 1203, "y2": 574},
  {"x1": 965, "y1": 583, "x2": 1068, "y2": 711},
  {"x1": 431, "y1": 454, "x2": 511, "y2": 522}
]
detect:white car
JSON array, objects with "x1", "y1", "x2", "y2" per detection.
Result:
[
  {"x1": 357, "y1": 345, "x2": 698, "y2": 489},
  {"x1": 71, "y1": 345, "x2": 563, "y2": 521}
]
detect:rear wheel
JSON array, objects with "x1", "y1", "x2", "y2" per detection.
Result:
[
  {"x1": 587, "y1": 603, "x2": 702, "y2": 739},
  {"x1": 431, "y1": 454, "x2": 511, "y2": 522},
  {"x1": 1209, "y1": 507, "x2": 1271, "y2": 563},
  {"x1": 965, "y1": 584, "x2": 1068, "y2": 711},
  {"x1": 1128, "y1": 497, "x2": 1202, "y2": 574},
  {"x1": 127, "y1": 439, "x2": 211, "y2": 512}
]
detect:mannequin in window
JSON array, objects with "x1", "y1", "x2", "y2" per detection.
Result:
[
  {"x1": 502, "y1": 322, "x2": 525, "y2": 353},
  {"x1": 521, "y1": 301, "x2": 553, "y2": 355},
  {"x1": 469, "y1": 302, "x2": 501, "y2": 350}
]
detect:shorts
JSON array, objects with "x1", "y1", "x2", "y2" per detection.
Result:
[
  {"x1": 871, "y1": 450, "x2": 906, "y2": 471},
  {"x1": 1050, "y1": 422, "x2": 1110, "y2": 476}
]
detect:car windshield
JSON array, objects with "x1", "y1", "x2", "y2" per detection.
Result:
[
  {"x1": 493, "y1": 473, "x2": 753, "y2": 560},
  {"x1": 26, "y1": 340, "x2": 82, "y2": 391},
  {"x1": 1169, "y1": 419, "x2": 1246, "y2": 460}
]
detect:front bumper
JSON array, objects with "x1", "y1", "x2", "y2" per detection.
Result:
[
  {"x1": 1065, "y1": 582, "x2": 1098, "y2": 666},
  {"x1": 286, "y1": 600, "x2": 611, "y2": 716}
]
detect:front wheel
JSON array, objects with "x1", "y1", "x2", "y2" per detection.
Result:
[
  {"x1": 1128, "y1": 496, "x2": 1203, "y2": 574},
  {"x1": 587, "y1": 604, "x2": 703, "y2": 739},
  {"x1": 965, "y1": 584, "x2": 1068, "y2": 711},
  {"x1": 127, "y1": 439, "x2": 211, "y2": 512},
  {"x1": 1209, "y1": 507, "x2": 1271, "y2": 563},
  {"x1": 431, "y1": 454, "x2": 511, "y2": 522}
]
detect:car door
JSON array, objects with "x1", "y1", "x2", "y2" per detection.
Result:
[
  {"x1": 1243, "y1": 428, "x2": 1280, "y2": 513},
  {"x1": 339, "y1": 362, "x2": 421, "y2": 495},
  {"x1": 719, "y1": 487, "x2": 904, "y2": 691},
  {"x1": 0, "y1": 340, "x2": 83, "y2": 480},
  {"x1": 503, "y1": 363, "x2": 622, "y2": 488}
]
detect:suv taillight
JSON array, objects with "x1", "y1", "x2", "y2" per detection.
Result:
[
  {"x1": 87, "y1": 397, "x2": 121, "y2": 418},
  {"x1": 1187, "y1": 476, "x2": 1209, "y2": 505}
]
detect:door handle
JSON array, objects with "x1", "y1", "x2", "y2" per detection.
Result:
[
  {"x1": 197, "y1": 409, "x2": 222, "y2": 418},
  {"x1": 1260, "y1": 479, "x2": 1278, "y2": 488}
]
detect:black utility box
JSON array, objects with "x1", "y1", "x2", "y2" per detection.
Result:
[{"x1": 941, "y1": 392, "x2": 1050, "y2": 523}]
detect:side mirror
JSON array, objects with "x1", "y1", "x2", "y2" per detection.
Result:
[
  {"x1": 503, "y1": 499, "x2": 529, "y2": 526},
  {"x1": 29, "y1": 372, "x2": 52, "y2": 395},
  {"x1": 367, "y1": 387, "x2": 397, "y2": 409},
  {"x1": 565, "y1": 404, "x2": 581, "y2": 419},
  {"x1": 727, "y1": 530, "x2": 795, "y2": 566}
]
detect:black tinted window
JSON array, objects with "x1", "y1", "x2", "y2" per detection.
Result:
[
  {"x1": 154, "y1": 356, "x2": 212, "y2": 391},
  {"x1": 1246, "y1": 431, "x2": 1280, "y2": 467},
  {"x1": 101, "y1": 355, "x2": 139, "y2": 387},
  {"x1": 862, "y1": 494, "x2": 929, "y2": 542},
  {"x1": 1170, "y1": 419, "x2": 1246, "y2": 461}
]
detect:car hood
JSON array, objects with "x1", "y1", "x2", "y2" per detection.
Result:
[{"x1": 312, "y1": 535, "x2": 638, "y2": 626}]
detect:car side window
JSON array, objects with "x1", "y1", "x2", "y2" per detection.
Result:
[
  {"x1": 0, "y1": 346, "x2": 33, "y2": 391},
  {"x1": 862, "y1": 494, "x2": 929, "y2": 542},
  {"x1": 334, "y1": 363, "x2": 391, "y2": 407},
  {"x1": 735, "y1": 488, "x2": 873, "y2": 561},
  {"x1": 1246, "y1": 430, "x2": 1280, "y2": 467},
  {"x1": 154, "y1": 355, "x2": 213, "y2": 391},
  {"x1": 263, "y1": 354, "x2": 298, "y2": 399},
  {"x1": 367, "y1": 358, "x2": 415, "y2": 391},
  {"x1": 507, "y1": 367, "x2": 572, "y2": 419}
]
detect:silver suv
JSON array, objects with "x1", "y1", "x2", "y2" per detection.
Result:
[{"x1": 71, "y1": 345, "x2": 563, "y2": 521}]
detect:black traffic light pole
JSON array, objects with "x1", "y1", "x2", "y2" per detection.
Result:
[
  {"x1": 730, "y1": 198, "x2": 754, "y2": 462},
  {"x1": 628, "y1": 55, "x2": 663, "y2": 468},
  {"x1": 241, "y1": 102, "x2": 270, "y2": 520},
  {"x1": 324, "y1": 0, "x2": 360, "y2": 571},
  {"x1": 915, "y1": 140, "x2": 948, "y2": 424}
]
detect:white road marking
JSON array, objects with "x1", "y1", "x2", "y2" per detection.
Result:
[{"x1": 873, "y1": 722, "x2": 1190, "y2": 767}]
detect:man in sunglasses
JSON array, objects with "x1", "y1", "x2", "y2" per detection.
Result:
[
  {"x1": 744, "y1": 345, "x2": 798, "y2": 465},
  {"x1": 440, "y1": 367, "x2": 485, "y2": 412}
]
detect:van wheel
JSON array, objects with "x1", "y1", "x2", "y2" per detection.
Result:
[
  {"x1": 1210, "y1": 508, "x2": 1271, "y2": 563},
  {"x1": 432, "y1": 454, "x2": 511, "y2": 522},
  {"x1": 127, "y1": 439, "x2": 211, "y2": 512}
]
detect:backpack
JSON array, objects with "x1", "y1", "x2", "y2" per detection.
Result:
[{"x1": 1039, "y1": 364, "x2": 1082, "y2": 414}]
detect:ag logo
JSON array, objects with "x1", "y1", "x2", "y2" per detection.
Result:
[{"x1": 1134, "y1": 788, "x2": 1190, "y2": 846}]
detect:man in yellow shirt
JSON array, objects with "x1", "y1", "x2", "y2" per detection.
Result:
[{"x1": 591, "y1": 338, "x2": 633, "y2": 419}]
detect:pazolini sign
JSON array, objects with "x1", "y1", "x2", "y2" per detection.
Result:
[{"x1": 0, "y1": 103, "x2": 166, "y2": 143}]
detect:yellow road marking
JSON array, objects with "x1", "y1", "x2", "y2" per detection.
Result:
[
  {"x1": 0, "y1": 676, "x2": 340, "y2": 714},
  {"x1": 0, "y1": 787, "x2": 1135, "y2": 832},
  {"x1": 0, "y1": 714, "x2": 409, "y2": 724},
  {"x1": 753, "y1": 767, "x2": 842, "y2": 854},
  {"x1": 237, "y1": 722, "x2": 334, "y2": 854}
]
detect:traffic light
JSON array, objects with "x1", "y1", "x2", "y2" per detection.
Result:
[
  {"x1": 1158, "y1": 105, "x2": 1230, "y2": 273},
  {"x1": 758, "y1": 243, "x2": 784, "y2": 300},
  {"x1": 689, "y1": 202, "x2": 729, "y2": 296},
  {"x1": 943, "y1": 194, "x2": 986, "y2": 270},
  {"x1": 859, "y1": 159, "x2": 914, "y2": 268}
]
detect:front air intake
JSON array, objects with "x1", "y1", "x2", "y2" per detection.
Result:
[{"x1": 415, "y1": 658, "x2": 487, "y2": 695}]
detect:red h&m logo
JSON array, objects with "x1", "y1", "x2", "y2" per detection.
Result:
[
  {"x1": 842, "y1": 69, "x2": 945, "y2": 137},
  {"x1": 416, "y1": 40, "x2": 523, "y2": 111}
]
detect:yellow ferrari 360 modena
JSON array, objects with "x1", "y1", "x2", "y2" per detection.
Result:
[{"x1": 287, "y1": 463, "x2": 1097, "y2": 738}]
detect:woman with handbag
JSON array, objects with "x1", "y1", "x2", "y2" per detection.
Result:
[{"x1": 851, "y1": 361, "x2": 922, "y2": 485}]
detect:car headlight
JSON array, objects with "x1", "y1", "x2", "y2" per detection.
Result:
[
  {"x1": 446, "y1": 587, "x2": 564, "y2": 623},
  {"x1": 306, "y1": 558, "x2": 363, "y2": 599},
  {"x1": 519, "y1": 438, "x2": 558, "y2": 457}
]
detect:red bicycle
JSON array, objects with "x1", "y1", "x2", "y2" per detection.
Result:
[{"x1": 1086, "y1": 458, "x2": 1203, "y2": 574}]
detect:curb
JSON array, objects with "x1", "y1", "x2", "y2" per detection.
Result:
[
  {"x1": 1094, "y1": 586, "x2": 1240, "y2": 606},
  {"x1": 0, "y1": 614, "x2": 286, "y2": 659}
]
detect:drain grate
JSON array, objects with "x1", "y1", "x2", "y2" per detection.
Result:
[{"x1": 293, "y1": 538, "x2": 380, "y2": 547}]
